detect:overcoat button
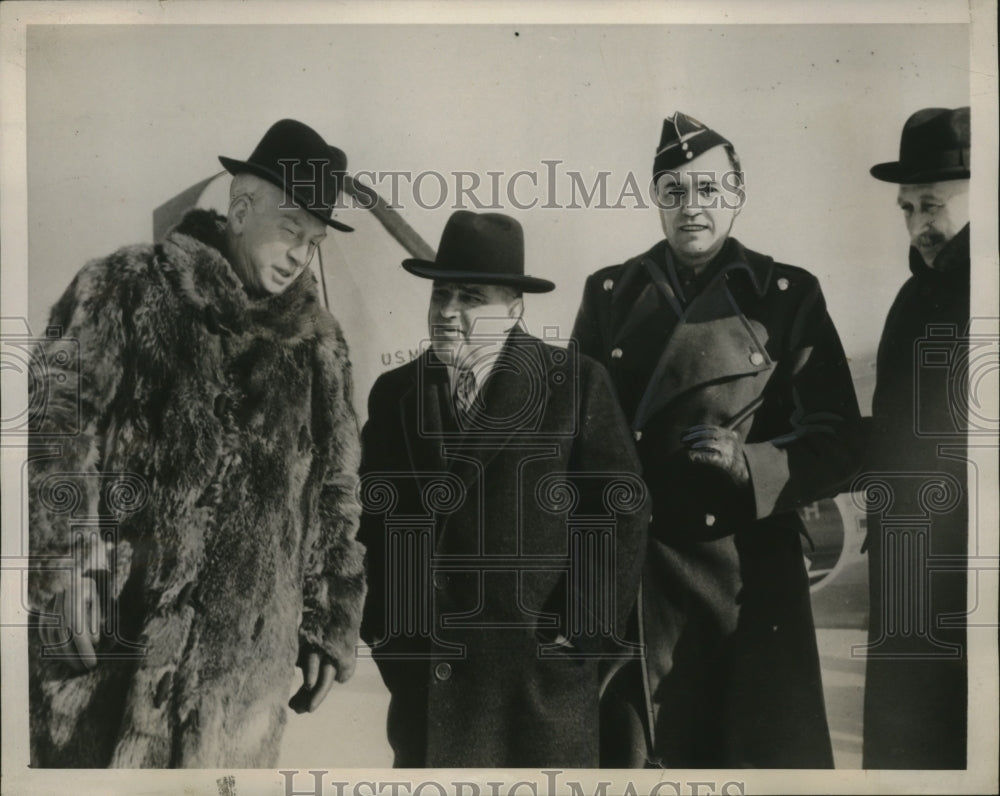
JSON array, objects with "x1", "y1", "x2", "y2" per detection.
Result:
[
  {"x1": 434, "y1": 662, "x2": 452, "y2": 681},
  {"x1": 749, "y1": 352, "x2": 765, "y2": 366},
  {"x1": 603, "y1": 278, "x2": 614, "y2": 291},
  {"x1": 777, "y1": 278, "x2": 789, "y2": 291},
  {"x1": 633, "y1": 430, "x2": 643, "y2": 442},
  {"x1": 611, "y1": 348, "x2": 623, "y2": 360},
  {"x1": 705, "y1": 513, "x2": 716, "y2": 527}
]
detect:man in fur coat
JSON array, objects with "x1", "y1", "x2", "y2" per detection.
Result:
[
  {"x1": 358, "y1": 211, "x2": 649, "y2": 767},
  {"x1": 862, "y1": 106, "x2": 971, "y2": 769},
  {"x1": 573, "y1": 112, "x2": 863, "y2": 768},
  {"x1": 28, "y1": 119, "x2": 366, "y2": 767}
]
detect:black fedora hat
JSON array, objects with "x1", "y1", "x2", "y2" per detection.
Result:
[
  {"x1": 870, "y1": 107, "x2": 970, "y2": 184},
  {"x1": 219, "y1": 118, "x2": 353, "y2": 232},
  {"x1": 402, "y1": 211, "x2": 555, "y2": 293}
]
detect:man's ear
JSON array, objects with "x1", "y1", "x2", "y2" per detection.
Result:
[
  {"x1": 507, "y1": 296, "x2": 525, "y2": 322},
  {"x1": 229, "y1": 194, "x2": 252, "y2": 234},
  {"x1": 722, "y1": 172, "x2": 746, "y2": 217}
]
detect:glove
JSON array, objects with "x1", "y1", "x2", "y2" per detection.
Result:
[
  {"x1": 680, "y1": 424, "x2": 750, "y2": 489},
  {"x1": 289, "y1": 643, "x2": 350, "y2": 714},
  {"x1": 38, "y1": 571, "x2": 105, "y2": 673}
]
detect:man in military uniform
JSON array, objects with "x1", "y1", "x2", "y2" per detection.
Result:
[
  {"x1": 862, "y1": 106, "x2": 970, "y2": 769},
  {"x1": 572, "y1": 112, "x2": 862, "y2": 768}
]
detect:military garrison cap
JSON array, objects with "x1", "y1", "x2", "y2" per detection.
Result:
[{"x1": 653, "y1": 111, "x2": 732, "y2": 180}]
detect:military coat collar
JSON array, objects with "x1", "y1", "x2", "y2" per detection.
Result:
[
  {"x1": 610, "y1": 237, "x2": 775, "y2": 342},
  {"x1": 609, "y1": 237, "x2": 777, "y2": 433}
]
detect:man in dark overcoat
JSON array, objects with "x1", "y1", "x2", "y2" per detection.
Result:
[
  {"x1": 861, "y1": 106, "x2": 971, "y2": 769},
  {"x1": 29, "y1": 120, "x2": 366, "y2": 767},
  {"x1": 572, "y1": 112, "x2": 863, "y2": 768},
  {"x1": 358, "y1": 210, "x2": 649, "y2": 768}
]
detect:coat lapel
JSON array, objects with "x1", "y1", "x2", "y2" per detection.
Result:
[
  {"x1": 611, "y1": 243, "x2": 683, "y2": 346},
  {"x1": 446, "y1": 328, "x2": 552, "y2": 488},
  {"x1": 632, "y1": 240, "x2": 775, "y2": 432},
  {"x1": 400, "y1": 351, "x2": 453, "y2": 484},
  {"x1": 398, "y1": 334, "x2": 553, "y2": 493},
  {"x1": 433, "y1": 329, "x2": 556, "y2": 555}
]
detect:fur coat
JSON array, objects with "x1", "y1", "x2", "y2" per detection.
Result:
[{"x1": 28, "y1": 209, "x2": 366, "y2": 768}]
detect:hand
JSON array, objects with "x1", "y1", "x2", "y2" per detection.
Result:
[
  {"x1": 681, "y1": 424, "x2": 750, "y2": 488},
  {"x1": 39, "y1": 574, "x2": 102, "y2": 673},
  {"x1": 289, "y1": 647, "x2": 340, "y2": 714}
]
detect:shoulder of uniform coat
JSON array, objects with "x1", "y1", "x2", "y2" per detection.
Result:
[
  {"x1": 744, "y1": 251, "x2": 822, "y2": 299},
  {"x1": 583, "y1": 263, "x2": 624, "y2": 292},
  {"x1": 770, "y1": 262, "x2": 824, "y2": 308},
  {"x1": 770, "y1": 260, "x2": 821, "y2": 285},
  {"x1": 583, "y1": 256, "x2": 650, "y2": 304}
]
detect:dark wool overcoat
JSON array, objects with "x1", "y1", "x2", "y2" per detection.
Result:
[
  {"x1": 358, "y1": 329, "x2": 649, "y2": 768},
  {"x1": 572, "y1": 237, "x2": 862, "y2": 768},
  {"x1": 28, "y1": 209, "x2": 366, "y2": 768},
  {"x1": 862, "y1": 225, "x2": 970, "y2": 769}
]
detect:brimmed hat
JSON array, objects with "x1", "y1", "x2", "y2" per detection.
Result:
[
  {"x1": 402, "y1": 211, "x2": 555, "y2": 293},
  {"x1": 870, "y1": 107, "x2": 970, "y2": 184},
  {"x1": 653, "y1": 111, "x2": 732, "y2": 180},
  {"x1": 219, "y1": 118, "x2": 353, "y2": 231}
]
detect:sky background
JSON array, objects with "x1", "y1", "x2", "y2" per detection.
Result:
[{"x1": 23, "y1": 23, "x2": 971, "y2": 415}]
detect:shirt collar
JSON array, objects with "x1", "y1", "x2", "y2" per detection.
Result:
[{"x1": 445, "y1": 326, "x2": 517, "y2": 396}]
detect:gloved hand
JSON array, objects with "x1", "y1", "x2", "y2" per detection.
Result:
[
  {"x1": 680, "y1": 424, "x2": 750, "y2": 489},
  {"x1": 289, "y1": 645, "x2": 339, "y2": 714},
  {"x1": 39, "y1": 571, "x2": 104, "y2": 673}
]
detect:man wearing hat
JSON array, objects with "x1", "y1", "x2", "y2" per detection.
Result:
[
  {"x1": 358, "y1": 210, "x2": 648, "y2": 767},
  {"x1": 572, "y1": 112, "x2": 863, "y2": 767},
  {"x1": 28, "y1": 119, "x2": 366, "y2": 767},
  {"x1": 862, "y1": 106, "x2": 970, "y2": 769}
]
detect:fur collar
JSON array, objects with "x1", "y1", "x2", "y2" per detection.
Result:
[{"x1": 158, "y1": 208, "x2": 337, "y2": 345}]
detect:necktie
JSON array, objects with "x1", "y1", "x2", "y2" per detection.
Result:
[{"x1": 454, "y1": 367, "x2": 477, "y2": 421}]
